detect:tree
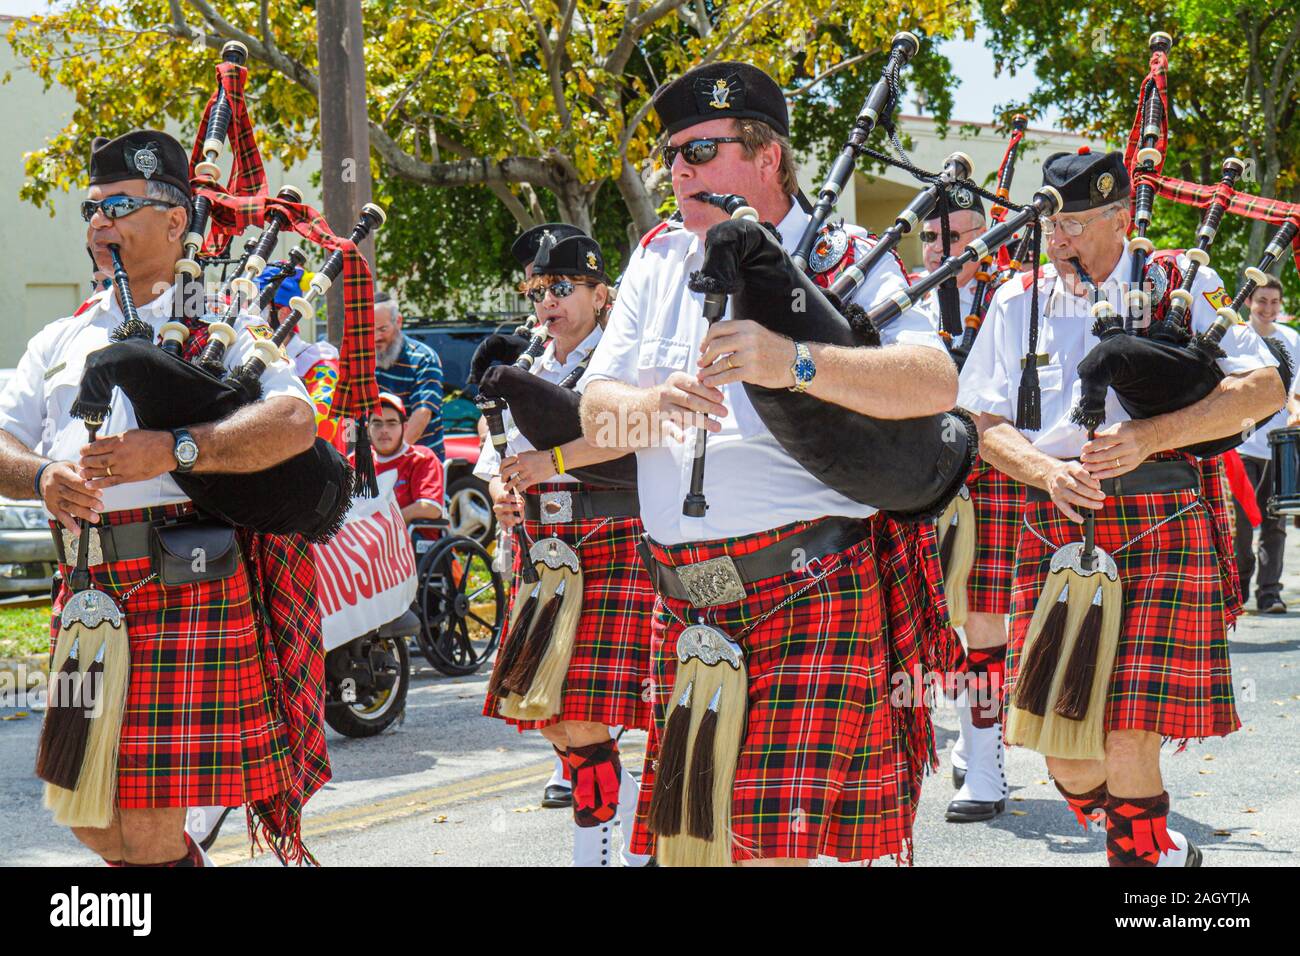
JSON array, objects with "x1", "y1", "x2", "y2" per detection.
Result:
[
  {"x1": 979, "y1": 0, "x2": 1300, "y2": 291},
  {"x1": 8, "y1": 0, "x2": 971, "y2": 246}
]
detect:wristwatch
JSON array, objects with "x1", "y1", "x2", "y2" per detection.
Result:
[
  {"x1": 172, "y1": 428, "x2": 199, "y2": 473},
  {"x1": 789, "y1": 341, "x2": 816, "y2": 393}
]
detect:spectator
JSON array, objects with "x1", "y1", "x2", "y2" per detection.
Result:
[
  {"x1": 1232, "y1": 275, "x2": 1300, "y2": 613},
  {"x1": 373, "y1": 290, "x2": 445, "y2": 460},
  {"x1": 352, "y1": 392, "x2": 445, "y2": 527}
]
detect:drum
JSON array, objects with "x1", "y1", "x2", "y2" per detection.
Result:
[{"x1": 1267, "y1": 426, "x2": 1300, "y2": 517}]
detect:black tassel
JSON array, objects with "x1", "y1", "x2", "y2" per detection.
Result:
[
  {"x1": 686, "y1": 690, "x2": 720, "y2": 840},
  {"x1": 939, "y1": 515, "x2": 958, "y2": 579},
  {"x1": 352, "y1": 417, "x2": 379, "y2": 498},
  {"x1": 647, "y1": 681, "x2": 693, "y2": 837},
  {"x1": 35, "y1": 638, "x2": 90, "y2": 790},
  {"x1": 68, "y1": 399, "x2": 113, "y2": 423},
  {"x1": 487, "y1": 587, "x2": 539, "y2": 698},
  {"x1": 1053, "y1": 598, "x2": 1104, "y2": 721},
  {"x1": 1016, "y1": 359, "x2": 1041, "y2": 431},
  {"x1": 1068, "y1": 404, "x2": 1107, "y2": 431},
  {"x1": 1013, "y1": 595, "x2": 1069, "y2": 716},
  {"x1": 500, "y1": 586, "x2": 562, "y2": 696}
]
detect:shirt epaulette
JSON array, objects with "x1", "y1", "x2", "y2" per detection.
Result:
[{"x1": 639, "y1": 221, "x2": 672, "y2": 248}]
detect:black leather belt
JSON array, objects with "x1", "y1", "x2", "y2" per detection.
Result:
[
  {"x1": 638, "y1": 517, "x2": 868, "y2": 608},
  {"x1": 1025, "y1": 459, "x2": 1200, "y2": 503},
  {"x1": 524, "y1": 488, "x2": 640, "y2": 524},
  {"x1": 51, "y1": 519, "x2": 161, "y2": 566}
]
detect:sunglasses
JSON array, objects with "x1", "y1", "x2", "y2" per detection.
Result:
[
  {"x1": 659, "y1": 136, "x2": 745, "y2": 168},
  {"x1": 920, "y1": 227, "x2": 982, "y2": 245},
  {"x1": 80, "y1": 194, "x2": 181, "y2": 223},
  {"x1": 524, "y1": 278, "x2": 596, "y2": 303}
]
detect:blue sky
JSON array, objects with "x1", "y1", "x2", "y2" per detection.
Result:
[{"x1": 0, "y1": 4, "x2": 1061, "y2": 128}]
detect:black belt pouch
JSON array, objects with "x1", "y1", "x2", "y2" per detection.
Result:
[{"x1": 150, "y1": 519, "x2": 241, "y2": 587}]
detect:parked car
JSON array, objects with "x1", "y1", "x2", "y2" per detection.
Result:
[
  {"x1": 0, "y1": 371, "x2": 56, "y2": 598},
  {"x1": 404, "y1": 319, "x2": 525, "y2": 547}
]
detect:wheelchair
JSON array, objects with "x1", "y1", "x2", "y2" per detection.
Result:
[{"x1": 408, "y1": 517, "x2": 507, "y2": 676}]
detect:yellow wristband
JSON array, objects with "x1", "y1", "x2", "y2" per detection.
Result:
[{"x1": 552, "y1": 447, "x2": 566, "y2": 475}]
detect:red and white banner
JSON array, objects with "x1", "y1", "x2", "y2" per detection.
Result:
[{"x1": 310, "y1": 473, "x2": 417, "y2": 652}]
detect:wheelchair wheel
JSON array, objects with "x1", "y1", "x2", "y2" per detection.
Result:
[{"x1": 415, "y1": 534, "x2": 505, "y2": 676}]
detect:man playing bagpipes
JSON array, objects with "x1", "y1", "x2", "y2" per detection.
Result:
[
  {"x1": 476, "y1": 230, "x2": 654, "y2": 867},
  {"x1": 914, "y1": 185, "x2": 1027, "y2": 824},
  {"x1": 959, "y1": 148, "x2": 1285, "y2": 866},
  {"x1": 0, "y1": 131, "x2": 323, "y2": 866},
  {"x1": 579, "y1": 62, "x2": 961, "y2": 866}
]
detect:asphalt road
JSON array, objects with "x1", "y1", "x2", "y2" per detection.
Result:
[{"x1": 2, "y1": 537, "x2": 1297, "y2": 868}]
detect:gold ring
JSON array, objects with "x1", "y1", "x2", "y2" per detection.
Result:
[
  {"x1": 1114, "y1": 458, "x2": 1121, "y2": 469},
  {"x1": 106, "y1": 464, "x2": 112, "y2": 478},
  {"x1": 726, "y1": 356, "x2": 736, "y2": 370}
]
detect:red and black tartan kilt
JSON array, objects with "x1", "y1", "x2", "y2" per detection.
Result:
[
  {"x1": 628, "y1": 519, "x2": 922, "y2": 864},
  {"x1": 49, "y1": 505, "x2": 293, "y2": 808},
  {"x1": 1008, "y1": 485, "x2": 1240, "y2": 741},
  {"x1": 481, "y1": 483, "x2": 653, "y2": 732},
  {"x1": 964, "y1": 456, "x2": 1026, "y2": 616}
]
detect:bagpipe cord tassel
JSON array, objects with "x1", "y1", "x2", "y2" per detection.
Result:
[
  {"x1": 1016, "y1": 222, "x2": 1043, "y2": 430},
  {"x1": 351, "y1": 415, "x2": 379, "y2": 498}
]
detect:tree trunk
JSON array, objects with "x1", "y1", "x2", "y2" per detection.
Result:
[{"x1": 615, "y1": 157, "x2": 662, "y2": 242}]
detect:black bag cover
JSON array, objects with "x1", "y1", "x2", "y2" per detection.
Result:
[
  {"x1": 688, "y1": 217, "x2": 976, "y2": 519},
  {"x1": 469, "y1": 332, "x2": 531, "y2": 385},
  {"x1": 1072, "y1": 325, "x2": 1294, "y2": 458},
  {"x1": 72, "y1": 338, "x2": 354, "y2": 541},
  {"x1": 477, "y1": 364, "x2": 638, "y2": 489}
]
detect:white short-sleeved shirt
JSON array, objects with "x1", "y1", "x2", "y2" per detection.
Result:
[
  {"x1": 473, "y1": 324, "x2": 603, "y2": 486},
  {"x1": 0, "y1": 284, "x2": 313, "y2": 514},
  {"x1": 957, "y1": 249, "x2": 1279, "y2": 458},
  {"x1": 1237, "y1": 321, "x2": 1300, "y2": 460},
  {"x1": 579, "y1": 201, "x2": 947, "y2": 545}
]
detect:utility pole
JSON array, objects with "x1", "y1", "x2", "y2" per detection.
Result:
[{"x1": 316, "y1": 0, "x2": 374, "y2": 344}]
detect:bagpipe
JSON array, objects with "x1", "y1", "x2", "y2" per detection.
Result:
[
  {"x1": 1069, "y1": 32, "x2": 1296, "y2": 456},
  {"x1": 69, "y1": 42, "x2": 388, "y2": 541},
  {"x1": 948, "y1": 114, "x2": 1032, "y2": 365},
  {"x1": 684, "y1": 193, "x2": 977, "y2": 519}
]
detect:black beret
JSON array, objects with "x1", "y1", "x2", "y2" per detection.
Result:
[
  {"x1": 533, "y1": 234, "x2": 607, "y2": 282},
  {"x1": 652, "y1": 61, "x2": 789, "y2": 138},
  {"x1": 510, "y1": 222, "x2": 586, "y2": 268},
  {"x1": 89, "y1": 129, "x2": 191, "y2": 199},
  {"x1": 1041, "y1": 147, "x2": 1130, "y2": 213}
]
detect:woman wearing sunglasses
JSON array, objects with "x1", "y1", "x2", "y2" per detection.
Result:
[{"x1": 474, "y1": 232, "x2": 654, "y2": 867}]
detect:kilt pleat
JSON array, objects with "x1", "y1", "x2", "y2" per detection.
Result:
[
  {"x1": 1008, "y1": 488, "x2": 1239, "y2": 741},
  {"x1": 628, "y1": 519, "x2": 921, "y2": 864},
  {"x1": 964, "y1": 456, "x2": 1026, "y2": 616},
  {"x1": 482, "y1": 483, "x2": 653, "y2": 731},
  {"x1": 50, "y1": 505, "x2": 293, "y2": 808}
]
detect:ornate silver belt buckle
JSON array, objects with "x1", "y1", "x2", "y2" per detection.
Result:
[
  {"x1": 538, "y1": 490, "x2": 573, "y2": 525},
  {"x1": 61, "y1": 527, "x2": 104, "y2": 568},
  {"x1": 676, "y1": 555, "x2": 747, "y2": 608}
]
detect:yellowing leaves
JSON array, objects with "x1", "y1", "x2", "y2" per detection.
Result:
[{"x1": 456, "y1": 86, "x2": 478, "y2": 119}]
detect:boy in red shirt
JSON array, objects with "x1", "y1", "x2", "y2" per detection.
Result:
[{"x1": 353, "y1": 393, "x2": 445, "y2": 525}]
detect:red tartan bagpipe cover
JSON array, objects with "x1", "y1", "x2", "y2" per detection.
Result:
[{"x1": 184, "y1": 58, "x2": 385, "y2": 863}]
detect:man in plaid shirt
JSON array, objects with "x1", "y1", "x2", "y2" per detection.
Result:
[{"x1": 374, "y1": 290, "x2": 445, "y2": 460}]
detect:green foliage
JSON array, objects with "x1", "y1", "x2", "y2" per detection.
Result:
[{"x1": 980, "y1": 0, "x2": 1300, "y2": 302}]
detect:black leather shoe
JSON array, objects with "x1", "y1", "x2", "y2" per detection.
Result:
[
  {"x1": 952, "y1": 766, "x2": 966, "y2": 790},
  {"x1": 542, "y1": 784, "x2": 573, "y2": 808},
  {"x1": 945, "y1": 798, "x2": 1006, "y2": 823},
  {"x1": 1260, "y1": 597, "x2": 1288, "y2": 615}
]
